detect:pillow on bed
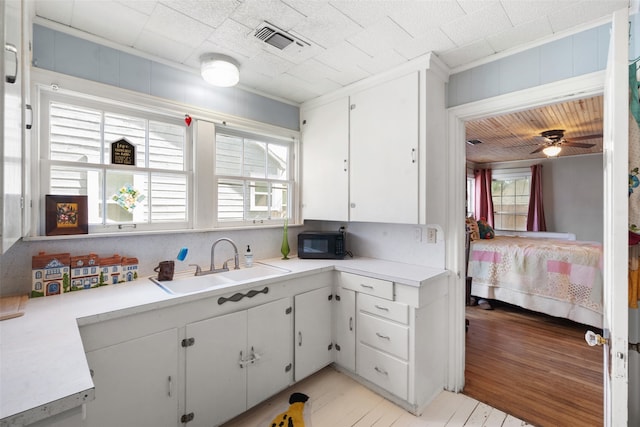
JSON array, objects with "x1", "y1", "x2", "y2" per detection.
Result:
[
  {"x1": 466, "y1": 217, "x2": 480, "y2": 241},
  {"x1": 477, "y1": 218, "x2": 495, "y2": 239}
]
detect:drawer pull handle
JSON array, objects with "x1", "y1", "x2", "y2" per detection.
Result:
[
  {"x1": 374, "y1": 366, "x2": 388, "y2": 376},
  {"x1": 360, "y1": 284, "x2": 374, "y2": 289},
  {"x1": 168, "y1": 376, "x2": 172, "y2": 397},
  {"x1": 374, "y1": 304, "x2": 389, "y2": 311},
  {"x1": 298, "y1": 331, "x2": 303, "y2": 347},
  {"x1": 349, "y1": 317, "x2": 353, "y2": 331},
  {"x1": 376, "y1": 332, "x2": 390, "y2": 340}
]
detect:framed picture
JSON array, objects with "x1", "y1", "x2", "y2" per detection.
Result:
[{"x1": 46, "y1": 195, "x2": 88, "y2": 236}]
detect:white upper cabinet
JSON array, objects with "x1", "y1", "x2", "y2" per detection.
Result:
[
  {"x1": 300, "y1": 56, "x2": 448, "y2": 225},
  {"x1": 1, "y1": 0, "x2": 23, "y2": 253},
  {"x1": 300, "y1": 96, "x2": 350, "y2": 221},
  {"x1": 349, "y1": 72, "x2": 419, "y2": 223}
]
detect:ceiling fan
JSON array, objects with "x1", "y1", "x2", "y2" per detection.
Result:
[{"x1": 530, "y1": 129, "x2": 601, "y2": 156}]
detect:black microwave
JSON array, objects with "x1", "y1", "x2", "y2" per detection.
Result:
[{"x1": 297, "y1": 230, "x2": 347, "y2": 259}]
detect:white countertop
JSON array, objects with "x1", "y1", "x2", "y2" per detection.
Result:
[{"x1": 0, "y1": 257, "x2": 446, "y2": 426}]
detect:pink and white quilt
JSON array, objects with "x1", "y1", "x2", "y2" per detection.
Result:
[{"x1": 468, "y1": 236, "x2": 603, "y2": 327}]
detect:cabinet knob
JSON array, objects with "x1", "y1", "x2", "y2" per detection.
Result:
[{"x1": 350, "y1": 203, "x2": 356, "y2": 208}]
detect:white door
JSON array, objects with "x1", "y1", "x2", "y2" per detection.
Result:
[
  {"x1": 294, "y1": 287, "x2": 333, "y2": 380},
  {"x1": 300, "y1": 97, "x2": 350, "y2": 221},
  {"x1": 600, "y1": 7, "x2": 629, "y2": 426},
  {"x1": 349, "y1": 72, "x2": 419, "y2": 224},
  {"x1": 334, "y1": 287, "x2": 356, "y2": 372},
  {"x1": 247, "y1": 297, "x2": 293, "y2": 408},
  {"x1": 186, "y1": 310, "x2": 247, "y2": 427},
  {"x1": 85, "y1": 329, "x2": 179, "y2": 427}
]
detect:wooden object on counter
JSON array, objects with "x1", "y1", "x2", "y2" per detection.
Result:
[{"x1": 0, "y1": 295, "x2": 28, "y2": 320}]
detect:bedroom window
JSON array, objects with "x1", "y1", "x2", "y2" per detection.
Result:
[
  {"x1": 40, "y1": 91, "x2": 190, "y2": 233},
  {"x1": 491, "y1": 170, "x2": 530, "y2": 231},
  {"x1": 215, "y1": 129, "x2": 292, "y2": 225}
]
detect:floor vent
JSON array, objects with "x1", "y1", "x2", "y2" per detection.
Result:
[{"x1": 254, "y1": 22, "x2": 309, "y2": 50}]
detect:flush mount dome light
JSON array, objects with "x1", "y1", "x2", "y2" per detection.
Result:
[
  {"x1": 200, "y1": 54, "x2": 239, "y2": 87},
  {"x1": 542, "y1": 144, "x2": 562, "y2": 157}
]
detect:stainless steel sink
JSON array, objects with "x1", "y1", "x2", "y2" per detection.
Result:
[{"x1": 151, "y1": 263, "x2": 291, "y2": 295}]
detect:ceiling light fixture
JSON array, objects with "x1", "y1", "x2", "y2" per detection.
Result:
[
  {"x1": 200, "y1": 54, "x2": 239, "y2": 87},
  {"x1": 542, "y1": 145, "x2": 562, "y2": 157}
]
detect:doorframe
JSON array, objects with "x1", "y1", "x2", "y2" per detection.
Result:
[{"x1": 445, "y1": 71, "x2": 606, "y2": 393}]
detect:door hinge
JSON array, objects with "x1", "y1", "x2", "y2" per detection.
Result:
[
  {"x1": 335, "y1": 294, "x2": 341, "y2": 301},
  {"x1": 327, "y1": 343, "x2": 333, "y2": 351},
  {"x1": 181, "y1": 337, "x2": 195, "y2": 347},
  {"x1": 335, "y1": 343, "x2": 341, "y2": 351},
  {"x1": 631, "y1": 342, "x2": 640, "y2": 353},
  {"x1": 285, "y1": 363, "x2": 292, "y2": 372},
  {"x1": 181, "y1": 412, "x2": 194, "y2": 423},
  {"x1": 328, "y1": 294, "x2": 333, "y2": 301},
  {"x1": 286, "y1": 306, "x2": 292, "y2": 315},
  {"x1": 350, "y1": 104, "x2": 356, "y2": 110}
]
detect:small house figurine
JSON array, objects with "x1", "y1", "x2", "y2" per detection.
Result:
[
  {"x1": 99, "y1": 254, "x2": 122, "y2": 285},
  {"x1": 121, "y1": 257, "x2": 139, "y2": 282},
  {"x1": 70, "y1": 253, "x2": 100, "y2": 291},
  {"x1": 31, "y1": 252, "x2": 71, "y2": 297}
]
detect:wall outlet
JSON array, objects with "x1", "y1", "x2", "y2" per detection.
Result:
[{"x1": 426, "y1": 227, "x2": 437, "y2": 243}]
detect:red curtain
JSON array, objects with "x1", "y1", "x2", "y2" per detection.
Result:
[
  {"x1": 474, "y1": 168, "x2": 494, "y2": 227},
  {"x1": 527, "y1": 164, "x2": 547, "y2": 231}
]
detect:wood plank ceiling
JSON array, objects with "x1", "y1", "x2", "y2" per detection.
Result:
[{"x1": 465, "y1": 95, "x2": 603, "y2": 164}]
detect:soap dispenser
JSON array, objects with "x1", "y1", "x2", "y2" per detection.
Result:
[{"x1": 244, "y1": 245, "x2": 253, "y2": 267}]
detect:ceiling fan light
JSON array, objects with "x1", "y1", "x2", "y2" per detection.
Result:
[
  {"x1": 200, "y1": 54, "x2": 239, "y2": 87},
  {"x1": 542, "y1": 145, "x2": 562, "y2": 157}
]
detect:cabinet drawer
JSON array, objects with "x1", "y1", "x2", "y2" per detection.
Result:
[
  {"x1": 358, "y1": 293, "x2": 408, "y2": 324},
  {"x1": 339, "y1": 272, "x2": 393, "y2": 300},
  {"x1": 358, "y1": 312, "x2": 408, "y2": 360},
  {"x1": 357, "y1": 343, "x2": 408, "y2": 400}
]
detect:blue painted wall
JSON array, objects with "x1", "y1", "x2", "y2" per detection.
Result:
[
  {"x1": 448, "y1": 23, "x2": 611, "y2": 107},
  {"x1": 32, "y1": 24, "x2": 300, "y2": 130}
]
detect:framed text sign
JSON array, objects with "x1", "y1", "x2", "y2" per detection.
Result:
[{"x1": 111, "y1": 138, "x2": 135, "y2": 166}]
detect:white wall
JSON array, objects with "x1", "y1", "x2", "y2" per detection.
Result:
[{"x1": 476, "y1": 153, "x2": 603, "y2": 243}]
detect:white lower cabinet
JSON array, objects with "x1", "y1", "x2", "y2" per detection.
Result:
[
  {"x1": 334, "y1": 287, "x2": 356, "y2": 372},
  {"x1": 185, "y1": 297, "x2": 293, "y2": 427},
  {"x1": 84, "y1": 328, "x2": 179, "y2": 427},
  {"x1": 294, "y1": 286, "x2": 333, "y2": 381}
]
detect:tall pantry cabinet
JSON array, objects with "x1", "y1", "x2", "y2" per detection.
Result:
[{"x1": 300, "y1": 55, "x2": 448, "y2": 226}]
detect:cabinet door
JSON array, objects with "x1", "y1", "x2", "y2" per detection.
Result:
[
  {"x1": 1, "y1": 0, "x2": 23, "y2": 253},
  {"x1": 247, "y1": 297, "x2": 293, "y2": 408},
  {"x1": 294, "y1": 287, "x2": 333, "y2": 381},
  {"x1": 85, "y1": 329, "x2": 179, "y2": 427},
  {"x1": 300, "y1": 97, "x2": 349, "y2": 221},
  {"x1": 186, "y1": 310, "x2": 247, "y2": 427},
  {"x1": 349, "y1": 72, "x2": 419, "y2": 224},
  {"x1": 334, "y1": 288, "x2": 356, "y2": 372}
]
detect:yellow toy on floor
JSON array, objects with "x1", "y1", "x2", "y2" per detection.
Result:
[{"x1": 269, "y1": 392, "x2": 309, "y2": 427}]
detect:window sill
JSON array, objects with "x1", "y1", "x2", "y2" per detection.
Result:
[{"x1": 23, "y1": 223, "x2": 303, "y2": 242}]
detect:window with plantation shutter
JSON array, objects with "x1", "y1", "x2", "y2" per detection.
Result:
[
  {"x1": 42, "y1": 92, "x2": 190, "y2": 233},
  {"x1": 215, "y1": 129, "x2": 292, "y2": 225}
]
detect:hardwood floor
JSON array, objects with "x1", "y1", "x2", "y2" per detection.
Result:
[
  {"x1": 222, "y1": 367, "x2": 532, "y2": 427},
  {"x1": 464, "y1": 301, "x2": 603, "y2": 427}
]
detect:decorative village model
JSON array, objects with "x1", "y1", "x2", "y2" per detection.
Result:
[{"x1": 31, "y1": 251, "x2": 139, "y2": 298}]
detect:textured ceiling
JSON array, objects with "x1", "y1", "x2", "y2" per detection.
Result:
[
  {"x1": 465, "y1": 95, "x2": 604, "y2": 164},
  {"x1": 34, "y1": 0, "x2": 628, "y2": 104}
]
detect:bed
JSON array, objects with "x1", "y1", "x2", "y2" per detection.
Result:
[{"x1": 467, "y1": 231, "x2": 603, "y2": 328}]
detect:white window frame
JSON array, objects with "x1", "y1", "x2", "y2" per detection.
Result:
[
  {"x1": 213, "y1": 126, "x2": 295, "y2": 228},
  {"x1": 29, "y1": 71, "x2": 300, "y2": 238},
  {"x1": 491, "y1": 167, "x2": 531, "y2": 231},
  {"x1": 38, "y1": 89, "x2": 192, "y2": 234}
]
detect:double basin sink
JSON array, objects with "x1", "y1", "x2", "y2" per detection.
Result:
[{"x1": 151, "y1": 263, "x2": 291, "y2": 295}]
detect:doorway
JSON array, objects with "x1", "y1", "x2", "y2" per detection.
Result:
[{"x1": 445, "y1": 72, "x2": 607, "y2": 418}]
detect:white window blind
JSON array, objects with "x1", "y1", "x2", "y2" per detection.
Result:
[
  {"x1": 43, "y1": 93, "x2": 190, "y2": 233},
  {"x1": 215, "y1": 129, "x2": 291, "y2": 225}
]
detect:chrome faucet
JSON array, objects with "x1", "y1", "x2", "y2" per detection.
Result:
[{"x1": 191, "y1": 238, "x2": 240, "y2": 276}]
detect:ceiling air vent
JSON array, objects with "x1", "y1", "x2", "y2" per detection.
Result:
[{"x1": 254, "y1": 22, "x2": 309, "y2": 50}]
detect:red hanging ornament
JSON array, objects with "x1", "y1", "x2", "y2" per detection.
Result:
[{"x1": 184, "y1": 114, "x2": 192, "y2": 127}]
